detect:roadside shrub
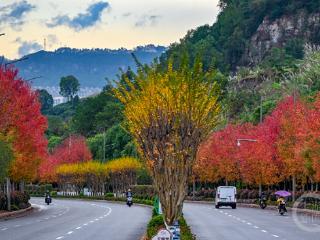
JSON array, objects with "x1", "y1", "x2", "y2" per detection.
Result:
[
  {"x1": 50, "y1": 191, "x2": 57, "y2": 197},
  {"x1": 0, "y1": 192, "x2": 6, "y2": 210},
  {"x1": 147, "y1": 215, "x2": 164, "y2": 238},
  {"x1": 10, "y1": 191, "x2": 30, "y2": 210},
  {"x1": 105, "y1": 192, "x2": 114, "y2": 198}
]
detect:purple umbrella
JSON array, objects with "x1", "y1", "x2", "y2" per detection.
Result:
[{"x1": 275, "y1": 190, "x2": 292, "y2": 197}]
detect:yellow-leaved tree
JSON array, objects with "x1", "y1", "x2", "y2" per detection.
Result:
[{"x1": 114, "y1": 59, "x2": 221, "y2": 224}]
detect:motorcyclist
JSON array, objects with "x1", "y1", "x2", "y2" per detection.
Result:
[
  {"x1": 45, "y1": 190, "x2": 51, "y2": 203},
  {"x1": 277, "y1": 196, "x2": 287, "y2": 212},
  {"x1": 126, "y1": 188, "x2": 132, "y2": 198},
  {"x1": 45, "y1": 190, "x2": 50, "y2": 198}
]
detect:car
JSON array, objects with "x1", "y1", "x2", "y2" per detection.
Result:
[{"x1": 215, "y1": 186, "x2": 237, "y2": 209}]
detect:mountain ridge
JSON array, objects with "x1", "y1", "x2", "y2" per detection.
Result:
[{"x1": 4, "y1": 45, "x2": 166, "y2": 88}]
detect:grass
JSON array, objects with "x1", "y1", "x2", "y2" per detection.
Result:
[{"x1": 146, "y1": 210, "x2": 195, "y2": 240}]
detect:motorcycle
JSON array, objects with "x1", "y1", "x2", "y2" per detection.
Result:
[
  {"x1": 278, "y1": 200, "x2": 287, "y2": 215},
  {"x1": 259, "y1": 196, "x2": 267, "y2": 209},
  {"x1": 127, "y1": 196, "x2": 133, "y2": 207},
  {"x1": 45, "y1": 195, "x2": 52, "y2": 205}
]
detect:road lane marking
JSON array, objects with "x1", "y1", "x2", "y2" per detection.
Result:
[
  {"x1": 76, "y1": 227, "x2": 81, "y2": 230},
  {"x1": 90, "y1": 220, "x2": 94, "y2": 223},
  {"x1": 254, "y1": 226, "x2": 259, "y2": 229},
  {"x1": 247, "y1": 222, "x2": 252, "y2": 225},
  {"x1": 14, "y1": 225, "x2": 21, "y2": 227},
  {"x1": 1, "y1": 228, "x2": 8, "y2": 231},
  {"x1": 56, "y1": 237, "x2": 64, "y2": 239},
  {"x1": 67, "y1": 231, "x2": 73, "y2": 235},
  {"x1": 261, "y1": 230, "x2": 267, "y2": 233},
  {"x1": 83, "y1": 223, "x2": 88, "y2": 226},
  {"x1": 272, "y1": 234, "x2": 279, "y2": 238}
]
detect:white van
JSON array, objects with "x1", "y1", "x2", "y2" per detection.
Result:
[{"x1": 215, "y1": 186, "x2": 237, "y2": 209}]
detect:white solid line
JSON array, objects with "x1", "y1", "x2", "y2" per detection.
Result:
[
  {"x1": 261, "y1": 230, "x2": 267, "y2": 233},
  {"x1": 272, "y1": 235, "x2": 279, "y2": 238},
  {"x1": 76, "y1": 227, "x2": 81, "y2": 230},
  {"x1": 67, "y1": 231, "x2": 73, "y2": 235},
  {"x1": 56, "y1": 237, "x2": 64, "y2": 240}
]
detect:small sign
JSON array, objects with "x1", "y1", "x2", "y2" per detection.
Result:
[{"x1": 152, "y1": 229, "x2": 172, "y2": 240}]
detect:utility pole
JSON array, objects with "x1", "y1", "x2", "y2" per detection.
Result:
[
  {"x1": 103, "y1": 129, "x2": 106, "y2": 162},
  {"x1": 6, "y1": 178, "x2": 11, "y2": 211},
  {"x1": 259, "y1": 95, "x2": 263, "y2": 196}
]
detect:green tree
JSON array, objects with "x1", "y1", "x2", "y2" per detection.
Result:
[
  {"x1": 0, "y1": 137, "x2": 14, "y2": 181},
  {"x1": 72, "y1": 88, "x2": 123, "y2": 136},
  {"x1": 59, "y1": 75, "x2": 80, "y2": 102},
  {"x1": 37, "y1": 89, "x2": 53, "y2": 113}
]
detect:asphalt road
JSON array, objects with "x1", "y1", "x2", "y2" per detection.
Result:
[
  {"x1": 184, "y1": 202, "x2": 320, "y2": 240},
  {"x1": 0, "y1": 197, "x2": 151, "y2": 240}
]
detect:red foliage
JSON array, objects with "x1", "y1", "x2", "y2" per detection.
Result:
[
  {"x1": 0, "y1": 67, "x2": 47, "y2": 181},
  {"x1": 196, "y1": 95, "x2": 320, "y2": 187},
  {"x1": 39, "y1": 135, "x2": 92, "y2": 182}
]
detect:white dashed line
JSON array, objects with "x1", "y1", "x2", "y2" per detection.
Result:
[
  {"x1": 247, "y1": 222, "x2": 252, "y2": 225},
  {"x1": 261, "y1": 230, "x2": 267, "y2": 233},
  {"x1": 1, "y1": 228, "x2": 8, "y2": 231},
  {"x1": 67, "y1": 231, "x2": 73, "y2": 235},
  {"x1": 272, "y1": 234, "x2": 279, "y2": 238},
  {"x1": 76, "y1": 227, "x2": 82, "y2": 230},
  {"x1": 90, "y1": 221, "x2": 94, "y2": 223},
  {"x1": 14, "y1": 225, "x2": 21, "y2": 228},
  {"x1": 56, "y1": 237, "x2": 64, "y2": 240},
  {"x1": 254, "y1": 226, "x2": 259, "y2": 229}
]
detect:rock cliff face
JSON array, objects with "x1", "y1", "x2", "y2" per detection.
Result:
[{"x1": 243, "y1": 10, "x2": 320, "y2": 66}]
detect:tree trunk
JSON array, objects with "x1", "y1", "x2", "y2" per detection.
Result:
[
  {"x1": 292, "y1": 176, "x2": 296, "y2": 202},
  {"x1": 6, "y1": 178, "x2": 11, "y2": 211},
  {"x1": 192, "y1": 179, "x2": 196, "y2": 201},
  {"x1": 259, "y1": 183, "x2": 262, "y2": 197},
  {"x1": 20, "y1": 180, "x2": 25, "y2": 193}
]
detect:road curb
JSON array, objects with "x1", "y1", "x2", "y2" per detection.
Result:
[{"x1": 0, "y1": 206, "x2": 33, "y2": 219}]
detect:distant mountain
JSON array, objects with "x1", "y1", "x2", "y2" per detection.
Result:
[{"x1": 8, "y1": 45, "x2": 166, "y2": 87}]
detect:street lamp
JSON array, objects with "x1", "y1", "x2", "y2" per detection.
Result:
[{"x1": 236, "y1": 138, "x2": 258, "y2": 147}]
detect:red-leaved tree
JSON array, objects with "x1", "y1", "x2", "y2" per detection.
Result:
[
  {"x1": 0, "y1": 67, "x2": 47, "y2": 182},
  {"x1": 39, "y1": 135, "x2": 92, "y2": 182}
]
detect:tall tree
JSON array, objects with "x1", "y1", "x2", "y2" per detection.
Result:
[
  {"x1": 114, "y1": 60, "x2": 221, "y2": 225},
  {"x1": 37, "y1": 89, "x2": 53, "y2": 113},
  {"x1": 59, "y1": 75, "x2": 80, "y2": 102},
  {"x1": 0, "y1": 67, "x2": 48, "y2": 182}
]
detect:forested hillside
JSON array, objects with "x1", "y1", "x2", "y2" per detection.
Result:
[
  {"x1": 11, "y1": 45, "x2": 165, "y2": 87},
  {"x1": 161, "y1": 0, "x2": 320, "y2": 72}
]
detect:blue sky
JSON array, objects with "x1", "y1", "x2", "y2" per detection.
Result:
[{"x1": 0, "y1": 0, "x2": 220, "y2": 58}]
